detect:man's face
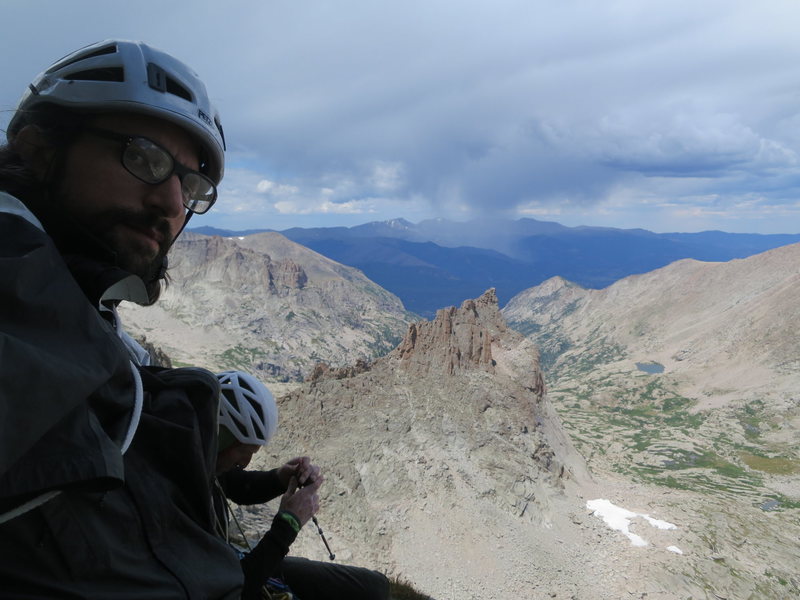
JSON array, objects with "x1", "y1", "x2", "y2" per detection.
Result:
[
  {"x1": 216, "y1": 442, "x2": 261, "y2": 475},
  {"x1": 58, "y1": 113, "x2": 201, "y2": 279}
]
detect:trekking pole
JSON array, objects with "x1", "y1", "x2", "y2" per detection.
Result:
[
  {"x1": 297, "y1": 474, "x2": 335, "y2": 560},
  {"x1": 311, "y1": 516, "x2": 335, "y2": 561}
]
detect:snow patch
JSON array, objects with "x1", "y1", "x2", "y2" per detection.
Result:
[
  {"x1": 667, "y1": 546, "x2": 683, "y2": 554},
  {"x1": 587, "y1": 499, "x2": 678, "y2": 550}
]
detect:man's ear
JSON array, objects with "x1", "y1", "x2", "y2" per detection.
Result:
[{"x1": 12, "y1": 125, "x2": 57, "y2": 180}]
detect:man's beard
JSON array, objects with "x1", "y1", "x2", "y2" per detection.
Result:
[{"x1": 81, "y1": 206, "x2": 175, "y2": 282}]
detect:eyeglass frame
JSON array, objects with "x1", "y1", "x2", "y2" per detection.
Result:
[{"x1": 83, "y1": 126, "x2": 218, "y2": 214}]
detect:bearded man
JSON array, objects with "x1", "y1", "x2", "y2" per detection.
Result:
[{"x1": 0, "y1": 40, "x2": 245, "y2": 599}]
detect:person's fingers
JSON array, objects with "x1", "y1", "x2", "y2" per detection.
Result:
[
  {"x1": 285, "y1": 475, "x2": 299, "y2": 496},
  {"x1": 288, "y1": 457, "x2": 307, "y2": 482},
  {"x1": 299, "y1": 457, "x2": 312, "y2": 475},
  {"x1": 285, "y1": 456, "x2": 304, "y2": 469},
  {"x1": 298, "y1": 461, "x2": 321, "y2": 486},
  {"x1": 305, "y1": 474, "x2": 324, "y2": 492},
  {"x1": 280, "y1": 478, "x2": 322, "y2": 524}
]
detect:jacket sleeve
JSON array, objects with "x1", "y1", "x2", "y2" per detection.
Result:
[
  {"x1": 219, "y1": 469, "x2": 298, "y2": 598},
  {"x1": 240, "y1": 514, "x2": 299, "y2": 600},
  {"x1": 219, "y1": 468, "x2": 286, "y2": 505},
  {"x1": 0, "y1": 212, "x2": 134, "y2": 501}
]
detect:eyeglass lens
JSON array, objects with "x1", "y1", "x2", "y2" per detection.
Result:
[{"x1": 121, "y1": 138, "x2": 217, "y2": 214}]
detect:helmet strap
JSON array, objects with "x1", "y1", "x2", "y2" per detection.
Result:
[{"x1": 147, "y1": 209, "x2": 192, "y2": 283}]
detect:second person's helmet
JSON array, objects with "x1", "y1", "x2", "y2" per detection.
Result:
[{"x1": 217, "y1": 370, "x2": 278, "y2": 446}]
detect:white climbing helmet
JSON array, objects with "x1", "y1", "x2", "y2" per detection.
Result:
[
  {"x1": 8, "y1": 39, "x2": 226, "y2": 183},
  {"x1": 217, "y1": 371, "x2": 278, "y2": 446}
]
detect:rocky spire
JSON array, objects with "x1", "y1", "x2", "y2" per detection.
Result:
[{"x1": 393, "y1": 288, "x2": 506, "y2": 375}]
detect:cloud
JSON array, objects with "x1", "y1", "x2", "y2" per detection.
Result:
[
  {"x1": 274, "y1": 199, "x2": 373, "y2": 215},
  {"x1": 256, "y1": 179, "x2": 299, "y2": 196},
  {"x1": 209, "y1": 161, "x2": 430, "y2": 228},
  {"x1": 2, "y1": 0, "x2": 800, "y2": 231}
]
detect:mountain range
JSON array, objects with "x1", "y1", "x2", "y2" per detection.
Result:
[
  {"x1": 191, "y1": 217, "x2": 800, "y2": 317},
  {"x1": 503, "y1": 242, "x2": 800, "y2": 404},
  {"x1": 119, "y1": 232, "x2": 414, "y2": 380},
  {"x1": 124, "y1": 225, "x2": 800, "y2": 597}
]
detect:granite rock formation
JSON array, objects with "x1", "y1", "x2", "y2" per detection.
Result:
[{"x1": 254, "y1": 290, "x2": 593, "y2": 598}]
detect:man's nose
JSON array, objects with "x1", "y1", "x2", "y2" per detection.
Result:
[{"x1": 145, "y1": 175, "x2": 185, "y2": 218}]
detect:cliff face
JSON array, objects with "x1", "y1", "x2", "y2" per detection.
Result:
[
  {"x1": 260, "y1": 289, "x2": 592, "y2": 598},
  {"x1": 174, "y1": 234, "x2": 310, "y2": 294},
  {"x1": 119, "y1": 232, "x2": 414, "y2": 380}
]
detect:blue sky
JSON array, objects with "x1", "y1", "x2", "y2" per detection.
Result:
[{"x1": 3, "y1": 0, "x2": 800, "y2": 233}]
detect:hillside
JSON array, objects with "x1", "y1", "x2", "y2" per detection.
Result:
[
  {"x1": 500, "y1": 244, "x2": 800, "y2": 597},
  {"x1": 242, "y1": 291, "x2": 611, "y2": 598},
  {"x1": 120, "y1": 232, "x2": 414, "y2": 380},
  {"x1": 503, "y1": 242, "x2": 800, "y2": 404}
]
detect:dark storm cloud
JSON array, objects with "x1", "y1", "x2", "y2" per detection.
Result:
[{"x1": 2, "y1": 0, "x2": 800, "y2": 231}]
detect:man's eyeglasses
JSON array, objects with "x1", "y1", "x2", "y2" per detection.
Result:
[{"x1": 85, "y1": 127, "x2": 217, "y2": 214}]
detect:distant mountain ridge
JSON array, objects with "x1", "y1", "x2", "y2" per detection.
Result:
[{"x1": 190, "y1": 217, "x2": 800, "y2": 316}]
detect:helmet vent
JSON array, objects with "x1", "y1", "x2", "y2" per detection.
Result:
[
  {"x1": 64, "y1": 67, "x2": 124, "y2": 83},
  {"x1": 148, "y1": 62, "x2": 193, "y2": 102},
  {"x1": 231, "y1": 420, "x2": 249, "y2": 438},
  {"x1": 48, "y1": 44, "x2": 119, "y2": 74},
  {"x1": 166, "y1": 77, "x2": 193, "y2": 102}
]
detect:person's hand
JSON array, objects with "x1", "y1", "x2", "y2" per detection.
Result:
[
  {"x1": 278, "y1": 474, "x2": 323, "y2": 527},
  {"x1": 277, "y1": 456, "x2": 321, "y2": 489}
]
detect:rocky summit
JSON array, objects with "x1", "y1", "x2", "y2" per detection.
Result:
[{"x1": 120, "y1": 232, "x2": 414, "y2": 380}]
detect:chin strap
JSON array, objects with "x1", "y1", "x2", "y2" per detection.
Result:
[
  {"x1": 148, "y1": 209, "x2": 192, "y2": 284},
  {"x1": 155, "y1": 255, "x2": 169, "y2": 280}
]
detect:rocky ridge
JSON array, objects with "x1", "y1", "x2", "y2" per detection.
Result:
[
  {"x1": 394, "y1": 290, "x2": 501, "y2": 376},
  {"x1": 120, "y1": 232, "x2": 414, "y2": 379},
  {"x1": 236, "y1": 290, "x2": 698, "y2": 599}
]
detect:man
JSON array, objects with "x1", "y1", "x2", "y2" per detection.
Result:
[
  {"x1": 214, "y1": 370, "x2": 390, "y2": 600},
  {"x1": 0, "y1": 40, "x2": 247, "y2": 598}
]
